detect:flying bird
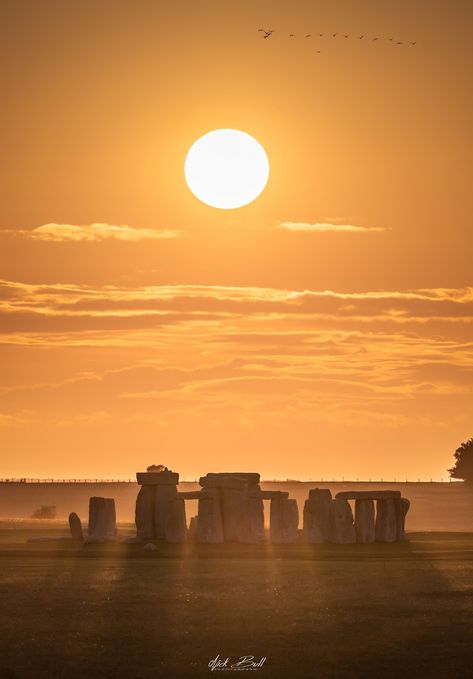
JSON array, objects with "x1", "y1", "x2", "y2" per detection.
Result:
[
  {"x1": 396, "y1": 41, "x2": 403, "y2": 45},
  {"x1": 410, "y1": 41, "x2": 417, "y2": 45},
  {"x1": 289, "y1": 33, "x2": 295, "y2": 37},
  {"x1": 372, "y1": 37, "x2": 379, "y2": 41},
  {"x1": 305, "y1": 34, "x2": 311, "y2": 38},
  {"x1": 359, "y1": 35, "x2": 365, "y2": 39},
  {"x1": 319, "y1": 33, "x2": 324, "y2": 36},
  {"x1": 344, "y1": 34, "x2": 349, "y2": 38},
  {"x1": 332, "y1": 33, "x2": 338, "y2": 37},
  {"x1": 258, "y1": 28, "x2": 274, "y2": 39}
]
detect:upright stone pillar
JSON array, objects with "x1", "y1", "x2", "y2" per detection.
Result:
[
  {"x1": 396, "y1": 498, "x2": 410, "y2": 541},
  {"x1": 165, "y1": 498, "x2": 187, "y2": 543},
  {"x1": 328, "y1": 498, "x2": 356, "y2": 544},
  {"x1": 270, "y1": 497, "x2": 299, "y2": 544},
  {"x1": 135, "y1": 485, "x2": 155, "y2": 541},
  {"x1": 375, "y1": 499, "x2": 398, "y2": 542},
  {"x1": 303, "y1": 488, "x2": 332, "y2": 543},
  {"x1": 88, "y1": 497, "x2": 117, "y2": 541},
  {"x1": 354, "y1": 499, "x2": 375, "y2": 543},
  {"x1": 68, "y1": 512, "x2": 84, "y2": 541},
  {"x1": 197, "y1": 488, "x2": 224, "y2": 543},
  {"x1": 135, "y1": 469, "x2": 181, "y2": 542}
]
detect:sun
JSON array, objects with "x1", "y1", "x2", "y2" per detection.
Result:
[{"x1": 184, "y1": 129, "x2": 269, "y2": 209}]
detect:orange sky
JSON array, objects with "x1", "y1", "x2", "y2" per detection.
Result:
[{"x1": 0, "y1": 0, "x2": 472, "y2": 479}]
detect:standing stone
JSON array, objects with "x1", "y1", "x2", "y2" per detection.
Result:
[
  {"x1": 375, "y1": 499, "x2": 398, "y2": 542},
  {"x1": 354, "y1": 499, "x2": 375, "y2": 543},
  {"x1": 197, "y1": 489, "x2": 224, "y2": 543},
  {"x1": 238, "y1": 494, "x2": 265, "y2": 544},
  {"x1": 68, "y1": 512, "x2": 84, "y2": 541},
  {"x1": 164, "y1": 498, "x2": 187, "y2": 543},
  {"x1": 154, "y1": 484, "x2": 178, "y2": 540},
  {"x1": 88, "y1": 497, "x2": 117, "y2": 541},
  {"x1": 270, "y1": 497, "x2": 299, "y2": 544},
  {"x1": 135, "y1": 485, "x2": 155, "y2": 541},
  {"x1": 328, "y1": 498, "x2": 356, "y2": 544},
  {"x1": 396, "y1": 498, "x2": 410, "y2": 541},
  {"x1": 220, "y1": 487, "x2": 250, "y2": 542},
  {"x1": 303, "y1": 488, "x2": 332, "y2": 543}
]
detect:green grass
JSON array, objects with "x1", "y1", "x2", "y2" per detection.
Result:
[{"x1": 0, "y1": 526, "x2": 473, "y2": 679}]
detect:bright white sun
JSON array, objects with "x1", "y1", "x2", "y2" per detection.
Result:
[{"x1": 184, "y1": 129, "x2": 269, "y2": 209}]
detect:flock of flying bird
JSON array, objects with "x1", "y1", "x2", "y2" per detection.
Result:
[{"x1": 258, "y1": 28, "x2": 417, "y2": 50}]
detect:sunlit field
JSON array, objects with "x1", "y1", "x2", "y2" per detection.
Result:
[{"x1": 1, "y1": 524, "x2": 473, "y2": 679}]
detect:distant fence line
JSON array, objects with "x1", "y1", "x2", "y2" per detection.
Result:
[{"x1": 0, "y1": 477, "x2": 458, "y2": 484}]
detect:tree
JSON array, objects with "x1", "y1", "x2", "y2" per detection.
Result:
[{"x1": 448, "y1": 438, "x2": 473, "y2": 483}]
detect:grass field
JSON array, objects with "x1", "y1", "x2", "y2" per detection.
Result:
[{"x1": 1, "y1": 525, "x2": 473, "y2": 679}]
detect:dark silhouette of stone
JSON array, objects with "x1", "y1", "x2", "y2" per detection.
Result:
[
  {"x1": 220, "y1": 487, "x2": 249, "y2": 541},
  {"x1": 354, "y1": 499, "x2": 375, "y2": 543},
  {"x1": 328, "y1": 498, "x2": 356, "y2": 544},
  {"x1": 309, "y1": 488, "x2": 332, "y2": 502},
  {"x1": 154, "y1": 484, "x2": 178, "y2": 540},
  {"x1": 375, "y1": 499, "x2": 398, "y2": 542},
  {"x1": 336, "y1": 490, "x2": 401, "y2": 501},
  {"x1": 250, "y1": 490, "x2": 289, "y2": 500},
  {"x1": 396, "y1": 497, "x2": 410, "y2": 540},
  {"x1": 303, "y1": 488, "x2": 332, "y2": 543},
  {"x1": 165, "y1": 498, "x2": 187, "y2": 543},
  {"x1": 199, "y1": 476, "x2": 249, "y2": 490},
  {"x1": 68, "y1": 512, "x2": 84, "y2": 541},
  {"x1": 135, "y1": 485, "x2": 155, "y2": 541},
  {"x1": 137, "y1": 471, "x2": 179, "y2": 485},
  {"x1": 270, "y1": 497, "x2": 299, "y2": 544},
  {"x1": 197, "y1": 489, "x2": 224, "y2": 543},
  {"x1": 87, "y1": 497, "x2": 117, "y2": 541}
]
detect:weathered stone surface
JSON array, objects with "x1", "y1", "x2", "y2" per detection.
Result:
[
  {"x1": 188, "y1": 516, "x2": 198, "y2": 541},
  {"x1": 199, "y1": 476, "x2": 249, "y2": 490},
  {"x1": 396, "y1": 498, "x2": 410, "y2": 541},
  {"x1": 270, "y1": 497, "x2": 299, "y2": 544},
  {"x1": 354, "y1": 499, "x2": 375, "y2": 543},
  {"x1": 136, "y1": 471, "x2": 179, "y2": 485},
  {"x1": 197, "y1": 489, "x2": 224, "y2": 543},
  {"x1": 375, "y1": 499, "x2": 398, "y2": 542},
  {"x1": 220, "y1": 487, "x2": 249, "y2": 541},
  {"x1": 143, "y1": 542, "x2": 158, "y2": 551},
  {"x1": 250, "y1": 490, "x2": 289, "y2": 500},
  {"x1": 164, "y1": 498, "x2": 187, "y2": 543},
  {"x1": 309, "y1": 488, "x2": 332, "y2": 502},
  {"x1": 336, "y1": 490, "x2": 401, "y2": 501},
  {"x1": 328, "y1": 498, "x2": 356, "y2": 544},
  {"x1": 177, "y1": 491, "x2": 204, "y2": 500},
  {"x1": 88, "y1": 497, "x2": 117, "y2": 540},
  {"x1": 135, "y1": 485, "x2": 155, "y2": 541},
  {"x1": 238, "y1": 495, "x2": 265, "y2": 543},
  {"x1": 154, "y1": 484, "x2": 178, "y2": 540},
  {"x1": 68, "y1": 512, "x2": 84, "y2": 541},
  {"x1": 205, "y1": 472, "x2": 260, "y2": 484},
  {"x1": 303, "y1": 489, "x2": 332, "y2": 543}
]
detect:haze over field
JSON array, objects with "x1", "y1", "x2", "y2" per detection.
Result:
[{"x1": 0, "y1": 0, "x2": 472, "y2": 479}]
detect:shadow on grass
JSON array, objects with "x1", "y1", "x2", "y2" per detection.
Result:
[{"x1": 1, "y1": 534, "x2": 473, "y2": 679}]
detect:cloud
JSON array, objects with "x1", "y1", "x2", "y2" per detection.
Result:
[
  {"x1": 8, "y1": 223, "x2": 182, "y2": 242},
  {"x1": 277, "y1": 221, "x2": 387, "y2": 233}
]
